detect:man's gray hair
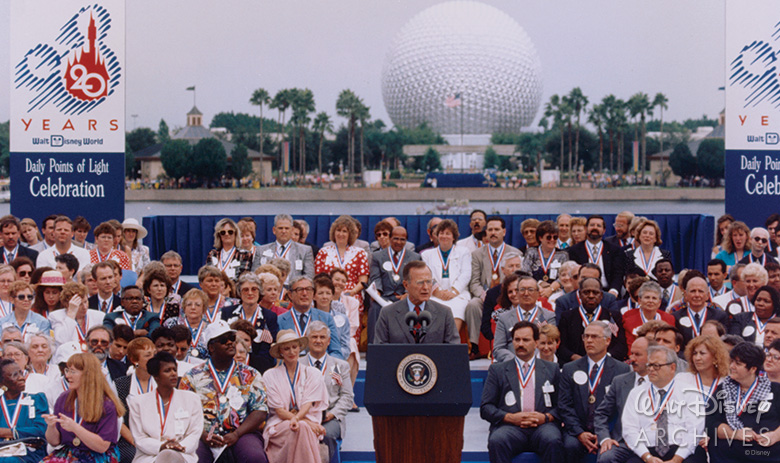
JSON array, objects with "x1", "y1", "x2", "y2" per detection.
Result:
[
  {"x1": 274, "y1": 214, "x2": 294, "y2": 227},
  {"x1": 290, "y1": 275, "x2": 312, "y2": 288},
  {"x1": 587, "y1": 320, "x2": 612, "y2": 339},
  {"x1": 308, "y1": 320, "x2": 331, "y2": 337},
  {"x1": 1, "y1": 326, "x2": 21, "y2": 338},
  {"x1": 500, "y1": 251, "x2": 522, "y2": 268},
  {"x1": 647, "y1": 345, "x2": 677, "y2": 366},
  {"x1": 161, "y1": 250, "x2": 183, "y2": 263}
]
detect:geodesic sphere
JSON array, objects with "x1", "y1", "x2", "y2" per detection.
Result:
[{"x1": 381, "y1": 0, "x2": 543, "y2": 135}]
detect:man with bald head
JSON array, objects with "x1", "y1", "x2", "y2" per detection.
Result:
[
  {"x1": 367, "y1": 226, "x2": 421, "y2": 344},
  {"x1": 671, "y1": 275, "x2": 728, "y2": 350},
  {"x1": 416, "y1": 217, "x2": 443, "y2": 254}
]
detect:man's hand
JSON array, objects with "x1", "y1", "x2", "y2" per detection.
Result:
[
  {"x1": 577, "y1": 432, "x2": 599, "y2": 453},
  {"x1": 600, "y1": 438, "x2": 619, "y2": 453}
]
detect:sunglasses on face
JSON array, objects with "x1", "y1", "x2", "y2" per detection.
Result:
[
  {"x1": 754, "y1": 237, "x2": 768, "y2": 243},
  {"x1": 89, "y1": 339, "x2": 110, "y2": 347},
  {"x1": 219, "y1": 229, "x2": 235, "y2": 236},
  {"x1": 17, "y1": 271, "x2": 31, "y2": 277},
  {"x1": 15, "y1": 294, "x2": 33, "y2": 301},
  {"x1": 215, "y1": 333, "x2": 236, "y2": 345}
]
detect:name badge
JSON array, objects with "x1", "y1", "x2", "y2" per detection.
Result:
[
  {"x1": 542, "y1": 381, "x2": 554, "y2": 393},
  {"x1": 295, "y1": 259, "x2": 303, "y2": 271},
  {"x1": 505, "y1": 391, "x2": 516, "y2": 407},
  {"x1": 759, "y1": 401, "x2": 771, "y2": 413},
  {"x1": 263, "y1": 249, "x2": 273, "y2": 257},
  {"x1": 544, "y1": 393, "x2": 552, "y2": 408}
]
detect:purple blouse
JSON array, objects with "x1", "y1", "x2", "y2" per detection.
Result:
[{"x1": 53, "y1": 392, "x2": 119, "y2": 450}]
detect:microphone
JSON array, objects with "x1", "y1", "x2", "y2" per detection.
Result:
[
  {"x1": 418, "y1": 311, "x2": 432, "y2": 342},
  {"x1": 404, "y1": 311, "x2": 418, "y2": 333}
]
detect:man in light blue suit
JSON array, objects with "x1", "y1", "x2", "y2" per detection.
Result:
[{"x1": 277, "y1": 276, "x2": 344, "y2": 359}]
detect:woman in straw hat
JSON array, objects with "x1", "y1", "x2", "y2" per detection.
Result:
[
  {"x1": 121, "y1": 218, "x2": 149, "y2": 273},
  {"x1": 263, "y1": 329, "x2": 328, "y2": 463}
]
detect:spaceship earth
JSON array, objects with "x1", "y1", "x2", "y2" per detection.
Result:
[{"x1": 381, "y1": 1, "x2": 543, "y2": 135}]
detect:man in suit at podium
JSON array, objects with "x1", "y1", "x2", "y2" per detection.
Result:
[
  {"x1": 373, "y1": 260, "x2": 459, "y2": 344},
  {"x1": 480, "y1": 321, "x2": 562, "y2": 463}
]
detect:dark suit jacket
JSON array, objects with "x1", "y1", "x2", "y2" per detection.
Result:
[
  {"x1": 415, "y1": 241, "x2": 435, "y2": 254},
  {"x1": 1, "y1": 245, "x2": 38, "y2": 265},
  {"x1": 622, "y1": 247, "x2": 672, "y2": 278},
  {"x1": 106, "y1": 357, "x2": 128, "y2": 382},
  {"x1": 480, "y1": 358, "x2": 561, "y2": 431},
  {"x1": 369, "y1": 248, "x2": 421, "y2": 298},
  {"x1": 103, "y1": 309, "x2": 160, "y2": 336},
  {"x1": 175, "y1": 280, "x2": 195, "y2": 298},
  {"x1": 221, "y1": 304, "x2": 279, "y2": 374},
  {"x1": 373, "y1": 299, "x2": 459, "y2": 344},
  {"x1": 727, "y1": 311, "x2": 763, "y2": 344},
  {"x1": 671, "y1": 303, "x2": 729, "y2": 349},
  {"x1": 594, "y1": 371, "x2": 638, "y2": 443},
  {"x1": 554, "y1": 290, "x2": 620, "y2": 325},
  {"x1": 558, "y1": 307, "x2": 627, "y2": 362},
  {"x1": 559, "y1": 356, "x2": 630, "y2": 436},
  {"x1": 604, "y1": 235, "x2": 631, "y2": 251},
  {"x1": 481, "y1": 283, "x2": 503, "y2": 340},
  {"x1": 88, "y1": 294, "x2": 122, "y2": 313},
  {"x1": 566, "y1": 240, "x2": 624, "y2": 293}
]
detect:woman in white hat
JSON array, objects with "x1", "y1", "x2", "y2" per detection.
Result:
[
  {"x1": 263, "y1": 330, "x2": 328, "y2": 463},
  {"x1": 122, "y1": 218, "x2": 150, "y2": 273}
]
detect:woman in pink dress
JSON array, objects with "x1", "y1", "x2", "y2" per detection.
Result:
[
  {"x1": 315, "y1": 216, "x2": 369, "y2": 304},
  {"x1": 263, "y1": 330, "x2": 328, "y2": 463}
]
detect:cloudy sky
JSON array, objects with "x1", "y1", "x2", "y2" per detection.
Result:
[{"x1": 1, "y1": 0, "x2": 727, "y2": 133}]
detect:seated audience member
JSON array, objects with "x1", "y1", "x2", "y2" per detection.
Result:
[
  {"x1": 122, "y1": 218, "x2": 150, "y2": 273},
  {"x1": 256, "y1": 270, "x2": 285, "y2": 314},
  {"x1": 368, "y1": 220, "x2": 394, "y2": 253},
  {"x1": 559, "y1": 321, "x2": 630, "y2": 463},
  {"x1": 254, "y1": 214, "x2": 315, "y2": 283},
  {"x1": 765, "y1": 339, "x2": 780, "y2": 383},
  {"x1": 50, "y1": 282, "x2": 106, "y2": 348},
  {"x1": 1, "y1": 326, "x2": 23, "y2": 345},
  {"x1": 36, "y1": 216, "x2": 91, "y2": 272},
  {"x1": 701, "y1": 319, "x2": 726, "y2": 338},
  {"x1": 19, "y1": 217, "x2": 43, "y2": 249},
  {"x1": 198, "y1": 266, "x2": 232, "y2": 323},
  {"x1": 723, "y1": 262, "x2": 767, "y2": 317},
  {"x1": 554, "y1": 264, "x2": 620, "y2": 324},
  {"x1": 169, "y1": 325, "x2": 194, "y2": 362},
  {"x1": 77, "y1": 265, "x2": 99, "y2": 297},
  {"x1": 278, "y1": 276, "x2": 342, "y2": 358},
  {"x1": 165, "y1": 289, "x2": 209, "y2": 361},
  {"x1": 28, "y1": 332, "x2": 56, "y2": 378},
  {"x1": 179, "y1": 320, "x2": 269, "y2": 463},
  {"x1": 269, "y1": 258, "x2": 292, "y2": 291},
  {"x1": 764, "y1": 318, "x2": 780, "y2": 351},
  {"x1": 0, "y1": 265, "x2": 16, "y2": 318},
  {"x1": 263, "y1": 330, "x2": 328, "y2": 463},
  {"x1": 103, "y1": 285, "x2": 160, "y2": 338},
  {"x1": 767, "y1": 260, "x2": 780, "y2": 293},
  {"x1": 10, "y1": 256, "x2": 34, "y2": 285},
  {"x1": 622, "y1": 345, "x2": 704, "y2": 463},
  {"x1": 548, "y1": 260, "x2": 580, "y2": 308},
  {"x1": 537, "y1": 324, "x2": 561, "y2": 366},
  {"x1": 1, "y1": 216, "x2": 39, "y2": 266},
  {"x1": 492, "y1": 275, "x2": 556, "y2": 362},
  {"x1": 330, "y1": 269, "x2": 360, "y2": 352},
  {"x1": 128, "y1": 351, "x2": 203, "y2": 463},
  {"x1": 480, "y1": 253, "x2": 523, "y2": 342},
  {"x1": 623, "y1": 219, "x2": 671, "y2": 279},
  {"x1": 110, "y1": 324, "x2": 134, "y2": 363},
  {"x1": 707, "y1": 342, "x2": 780, "y2": 462},
  {"x1": 206, "y1": 218, "x2": 253, "y2": 283},
  {"x1": 143, "y1": 267, "x2": 180, "y2": 325},
  {"x1": 728, "y1": 285, "x2": 780, "y2": 346},
  {"x1": 0, "y1": 280, "x2": 52, "y2": 338},
  {"x1": 34, "y1": 270, "x2": 65, "y2": 318},
  {"x1": 115, "y1": 337, "x2": 157, "y2": 463},
  {"x1": 3, "y1": 340, "x2": 30, "y2": 374},
  {"x1": 651, "y1": 259, "x2": 681, "y2": 309},
  {"x1": 558, "y1": 278, "x2": 627, "y2": 362},
  {"x1": 720, "y1": 334, "x2": 743, "y2": 351},
  {"x1": 622, "y1": 281, "x2": 675, "y2": 352},
  {"x1": 89, "y1": 262, "x2": 122, "y2": 313},
  {"x1": 594, "y1": 336, "x2": 651, "y2": 463},
  {"x1": 569, "y1": 217, "x2": 587, "y2": 246},
  {"x1": 42, "y1": 353, "x2": 125, "y2": 463},
  {"x1": 521, "y1": 220, "x2": 568, "y2": 294},
  {"x1": 72, "y1": 216, "x2": 94, "y2": 250},
  {"x1": 294, "y1": 219, "x2": 320, "y2": 258},
  {"x1": 89, "y1": 222, "x2": 132, "y2": 270},
  {"x1": 150, "y1": 327, "x2": 180, "y2": 363},
  {"x1": 312, "y1": 275, "x2": 353, "y2": 363},
  {"x1": 480, "y1": 321, "x2": 562, "y2": 463},
  {"x1": 518, "y1": 218, "x2": 540, "y2": 254},
  {"x1": 715, "y1": 220, "x2": 750, "y2": 267},
  {"x1": 712, "y1": 264, "x2": 747, "y2": 309},
  {"x1": 653, "y1": 325, "x2": 689, "y2": 370},
  {"x1": 738, "y1": 227, "x2": 776, "y2": 266},
  {"x1": 85, "y1": 325, "x2": 128, "y2": 381},
  {"x1": 616, "y1": 274, "x2": 648, "y2": 315},
  {"x1": 161, "y1": 251, "x2": 193, "y2": 298},
  {"x1": 0, "y1": 358, "x2": 48, "y2": 462},
  {"x1": 556, "y1": 213, "x2": 574, "y2": 249},
  {"x1": 221, "y1": 273, "x2": 279, "y2": 373},
  {"x1": 306, "y1": 321, "x2": 354, "y2": 463},
  {"x1": 238, "y1": 218, "x2": 259, "y2": 260},
  {"x1": 55, "y1": 254, "x2": 80, "y2": 283},
  {"x1": 671, "y1": 275, "x2": 728, "y2": 350},
  {"x1": 707, "y1": 258, "x2": 728, "y2": 299},
  {"x1": 416, "y1": 217, "x2": 442, "y2": 254}
]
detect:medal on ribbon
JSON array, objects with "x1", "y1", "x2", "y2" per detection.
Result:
[{"x1": 208, "y1": 360, "x2": 236, "y2": 405}]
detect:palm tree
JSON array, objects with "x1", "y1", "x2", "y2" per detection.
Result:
[
  {"x1": 567, "y1": 87, "x2": 588, "y2": 175},
  {"x1": 313, "y1": 112, "x2": 333, "y2": 175},
  {"x1": 270, "y1": 89, "x2": 292, "y2": 184},
  {"x1": 290, "y1": 88, "x2": 315, "y2": 181},
  {"x1": 604, "y1": 96, "x2": 626, "y2": 174},
  {"x1": 601, "y1": 95, "x2": 618, "y2": 172},
  {"x1": 588, "y1": 103, "x2": 606, "y2": 172},
  {"x1": 249, "y1": 88, "x2": 269, "y2": 184},
  {"x1": 653, "y1": 92, "x2": 669, "y2": 184},
  {"x1": 544, "y1": 94, "x2": 566, "y2": 185},
  {"x1": 356, "y1": 101, "x2": 371, "y2": 178},
  {"x1": 336, "y1": 89, "x2": 359, "y2": 186}
]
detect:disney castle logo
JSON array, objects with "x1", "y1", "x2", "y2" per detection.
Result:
[{"x1": 14, "y1": 4, "x2": 121, "y2": 115}]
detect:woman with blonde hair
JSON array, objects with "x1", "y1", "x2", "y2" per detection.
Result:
[
  {"x1": 715, "y1": 221, "x2": 751, "y2": 268},
  {"x1": 624, "y1": 219, "x2": 671, "y2": 279},
  {"x1": 205, "y1": 218, "x2": 252, "y2": 282},
  {"x1": 42, "y1": 353, "x2": 125, "y2": 463}
]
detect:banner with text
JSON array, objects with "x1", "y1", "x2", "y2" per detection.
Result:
[
  {"x1": 10, "y1": 1, "x2": 125, "y2": 230},
  {"x1": 725, "y1": 0, "x2": 780, "y2": 227}
]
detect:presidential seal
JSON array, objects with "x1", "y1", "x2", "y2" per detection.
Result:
[{"x1": 397, "y1": 353, "x2": 438, "y2": 395}]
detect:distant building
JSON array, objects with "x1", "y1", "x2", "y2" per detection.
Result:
[
  {"x1": 135, "y1": 106, "x2": 274, "y2": 181},
  {"x1": 403, "y1": 144, "x2": 518, "y2": 172},
  {"x1": 648, "y1": 122, "x2": 724, "y2": 185}
]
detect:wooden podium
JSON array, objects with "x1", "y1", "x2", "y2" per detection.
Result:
[{"x1": 364, "y1": 344, "x2": 471, "y2": 463}]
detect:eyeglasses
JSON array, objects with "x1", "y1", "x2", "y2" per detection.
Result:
[
  {"x1": 410, "y1": 279, "x2": 434, "y2": 287},
  {"x1": 215, "y1": 333, "x2": 236, "y2": 345},
  {"x1": 17, "y1": 271, "x2": 31, "y2": 277},
  {"x1": 376, "y1": 232, "x2": 390, "y2": 237},
  {"x1": 88, "y1": 339, "x2": 110, "y2": 347},
  {"x1": 219, "y1": 229, "x2": 235, "y2": 236},
  {"x1": 754, "y1": 237, "x2": 769, "y2": 243},
  {"x1": 582, "y1": 333, "x2": 608, "y2": 340},
  {"x1": 63, "y1": 367, "x2": 81, "y2": 375},
  {"x1": 543, "y1": 235, "x2": 559, "y2": 241},
  {"x1": 15, "y1": 294, "x2": 33, "y2": 301},
  {"x1": 516, "y1": 287, "x2": 538, "y2": 294},
  {"x1": 646, "y1": 362, "x2": 674, "y2": 370},
  {"x1": 291, "y1": 287, "x2": 314, "y2": 294},
  {"x1": 767, "y1": 353, "x2": 780, "y2": 362}
]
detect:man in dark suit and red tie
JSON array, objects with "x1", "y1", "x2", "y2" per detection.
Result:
[{"x1": 480, "y1": 320, "x2": 563, "y2": 463}]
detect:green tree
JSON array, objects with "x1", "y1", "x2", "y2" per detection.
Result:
[
  {"x1": 483, "y1": 147, "x2": 499, "y2": 169},
  {"x1": 653, "y1": 92, "x2": 670, "y2": 182},
  {"x1": 126, "y1": 128, "x2": 157, "y2": 153},
  {"x1": 356, "y1": 101, "x2": 371, "y2": 176},
  {"x1": 312, "y1": 112, "x2": 333, "y2": 174},
  {"x1": 669, "y1": 142, "x2": 697, "y2": 179},
  {"x1": 543, "y1": 94, "x2": 567, "y2": 184},
  {"x1": 160, "y1": 139, "x2": 192, "y2": 180},
  {"x1": 336, "y1": 89, "x2": 361, "y2": 185},
  {"x1": 516, "y1": 132, "x2": 545, "y2": 178},
  {"x1": 191, "y1": 138, "x2": 227, "y2": 183},
  {"x1": 157, "y1": 119, "x2": 170, "y2": 144},
  {"x1": 289, "y1": 88, "x2": 315, "y2": 179},
  {"x1": 0, "y1": 122, "x2": 9, "y2": 176},
  {"x1": 567, "y1": 87, "x2": 588, "y2": 173},
  {"x1": 697, "y1": 138, "x2": 725, "y2": 181},
  {"x1": 250, "y1": 88, "x2": 270, "y2": 184},
  {"x1": 418, "y1": 147, "x2": 441, "y2": 172},
  {"x1": 124, "y1": 141, "x2": 136, "y2": 179},
  {"x1": 270, "y1": 89, "x2": 293, "y2": 180},
  {"x1": 628, "y1": 92, "x2": 652, "y2": 178},
  {"x1": 230, "y1": 143, "x2": 252, "y2": 180},
  {"x1": 588, "y1": 104, "x2": 606, "y2": 171}
]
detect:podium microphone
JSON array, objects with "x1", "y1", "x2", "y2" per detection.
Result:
[
  {"x1": 404, "y1": 311, "x2": 418, "y2": 335},
  {"x1": 418, "y1": 311, "x2": 432, "y2": 342}
]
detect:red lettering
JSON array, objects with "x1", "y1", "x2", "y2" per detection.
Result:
[
  {"x1": 109, "y1": 120, "x2": 119, "y2": 131},
  {"x1": 62, "y1": 119, "x2": 75, "y2": 131},
  {"x1": 42, "y1": 120, "x2": 50, "y2": 130},
  {"x1": 762, "y1": 116, "x2": 769, "y2": 126},
  {"x1": 88, "y1": 120, "x2": 97, "y2": 131},
  {"x1": 739, "y1": 115, "x2": 747, "y2": 126},
  {"x1": 21, "y1": 119, "x2": 31, "y2": 131}
]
